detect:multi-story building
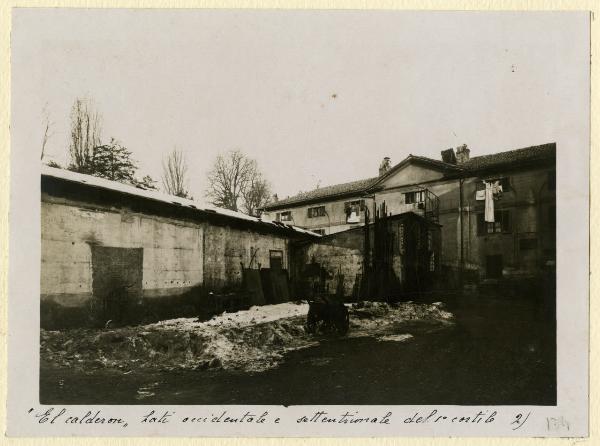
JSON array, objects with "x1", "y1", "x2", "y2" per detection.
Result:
[{"x1": 262, "y1": 143, "x2": 556, "y2": 284}]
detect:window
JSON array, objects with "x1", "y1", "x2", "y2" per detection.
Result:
[
  {"x1": 307, "y1": 206, "x2": 326, "y2": 218},
  {"x1": 404, "y1": 190, "x2": 425, "y2": 204},
  {"x1": 548, "y1": 171, "x2": 556, "y2": 191},
  {"x1": 344, "y1": 200, "x2": 364, "y2": 223},
  {"x1": 276, "y1": 211, "x2": 292, "y2": 222},
  {"x1": 269, "y1": 250, "x2": 283, "y2": 269},
  {"x1": 498, "y1": 178, "x2": 511, "y2": 192},
  {"x1": 519, "y1": 238, "x2": 537, "y2": 250},
  {"x1": 477, "y1": 210, "x2": 512, "y2": 235}
]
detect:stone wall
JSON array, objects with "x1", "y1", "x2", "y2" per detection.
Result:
[
  {"x1": 202, "y1": 224, "x2": 289, "y2": 290},
  {"x1": 294, "y1": 229, "x2": 365, "y2": 298},
  {"x1": 461, "y1": 167, "x2": 556, "y2": 280},
  {"x1": 41, "y1": 194, "x2": 294, "y2": 328}
]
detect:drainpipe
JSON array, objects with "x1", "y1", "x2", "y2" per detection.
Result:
[{"x1": 323, "y1": 208, "x2": 332, "y2": 234}]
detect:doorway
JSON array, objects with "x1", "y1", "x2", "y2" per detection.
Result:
[
  {"x1": 486, "y1": 255, "x2": 503, "y2": 279},
  {"x1": 91, "y1": 246, "x2": 143, "y2": 325},
  {"x1": 269, "y1": 250, "x2": 283, "y2": 270}
]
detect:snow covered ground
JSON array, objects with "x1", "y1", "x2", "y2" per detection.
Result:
[{"x1": 41, "y1": 301, "x2": 453, "y2": 374}]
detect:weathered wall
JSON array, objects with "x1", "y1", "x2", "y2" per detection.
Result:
[
  {"x1": 381, "y1": 163, "x2": 445, "y2": 188},
  {"x1": 461, "y1": 167, "x2": 556, "y2": 280},
  {"x1": 277, "y1": 162, "x2": 555, "y2": 284},
  {"x1": 41, "y1": 195, "x2": 204, "y2": 327},
  {"x1": 263, "y1": 196, "x2": 375, "y2": 235},
  {"x1": 375, "y1": 167, "x2": 556, "y2": 280},
  {"x1": 41, "y1": 194, "x2": 295, "y2": 328},
  {"x1": 375, "y1": 179, "x2": 461, "y2": 270},
  {"x1": 292, "y1": 215, "x2": 441, "y2": 300},
  {"x1": 202, "y1": 224, "x2": 290, "y2": 290},
  {"x1": 296, "y1": 229, "x2": 365, "y2": 298}
]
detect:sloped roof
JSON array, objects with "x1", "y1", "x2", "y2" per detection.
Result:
[
  {"x1": 459, "y1": 143, "x2": 555, "y2": 171},
  {"x1": 41, "y1": 165, "x2": 321, "y2": 237},
  {"x1": 368, "y1": 154, "x2": 464, "y2": 189},
  {"x1": 263, "y1": 142, "x2": 556, "y2": 211},
  {"x1": 267, "y1": 176, "x2": 380, "y2": 209},
  {"x1": 264, "y1": 154, "x2": 460, "y2": 211}
]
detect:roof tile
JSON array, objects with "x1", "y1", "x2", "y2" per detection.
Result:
[
  {"x1": 459, "y1": 143, "x2": 555, "y2": 171},
  {"x1": 269, "y1": 176, "x2": 379, "y2": 208},
  {"x1": 264, "y1": 143, "x2": 555, "y2": 210}
]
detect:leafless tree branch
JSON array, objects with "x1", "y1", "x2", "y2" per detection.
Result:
[
  {"x1": 41, "y1": 103, "x2": 55, "y2": 160},
  {"x1": 162, "y1": 148, "x2": 190, "y2": 198},
  {"x1": 206, "y1": 149, "x2": 271, "y2": 215},
  {"x1": 68, "y1": 97, "x2": 102, "y2": 172}
]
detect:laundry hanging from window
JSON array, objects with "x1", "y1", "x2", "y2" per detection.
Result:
[
  {"x1": 484, "y1": 180, "x2": 503, "y2": 222},
  {"x1": 484, "y1": 182, "x2": 494, "y2": 222}
]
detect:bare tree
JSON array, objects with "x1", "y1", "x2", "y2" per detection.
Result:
[
  {"x1": 41, "y1": 103, "x2": 54, "y2": 160},
  {"x1": 68, "y1": 97, "x2": 102, "y2": 173},
  {"x1": 206, "y1": 149, "x2": 270, "y2": 214},
  {"x1": 242, "y1": 174, "x2": 271, "y2": 217},
  {"x1": 162, "y1": 148, "x2": 189, "y2": 198}
]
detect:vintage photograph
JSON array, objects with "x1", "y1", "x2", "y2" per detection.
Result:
[{"x1": 17, "y1": 9, "x2": 580, "y2": 408}]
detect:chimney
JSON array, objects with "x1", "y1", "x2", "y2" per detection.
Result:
[
  {"x1": 441, "y1": 148, "x2": 457, "y2": 164},
  {"x1": 272, "y1": 193, "x2": 279, "y2": 203},
  {"x1": 379, "y1": 157, "x2": 391, "y2": 176},
  {"x1": 456, "y1": 144, "x2": 470, "y2": 164}
]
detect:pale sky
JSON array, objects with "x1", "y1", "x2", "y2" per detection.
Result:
[{"x1": 12, "y1": 9, "x2": 589, "y2": 203}]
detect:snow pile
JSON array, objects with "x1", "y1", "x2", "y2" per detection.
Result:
[
  {"x1": 41, "y1": 301, "x2": 453, "y2": 374},
  {"x1": 156, "y1": 302, "x2": 309, "y2": 330},
  {"x1": 377, "y1": 334, "x2": 414, "y2": 343}
]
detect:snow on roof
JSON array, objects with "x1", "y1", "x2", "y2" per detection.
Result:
[{"x1": 41, "y1": 165, "x2": 321, "y2": 237}]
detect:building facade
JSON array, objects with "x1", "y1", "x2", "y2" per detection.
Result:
[
  {"x1": 263, "y1": 143, "x2": 556, "y2": 285},
  {"x1": 41, "y1": 166, "x2": 317, "y2": 328},
  {"x1": 290, "y1": 212, "x2": 442, "y2": 301}
]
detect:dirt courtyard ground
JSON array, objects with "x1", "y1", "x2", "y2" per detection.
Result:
[{"x1": 40, "y1": 295, "x2": 555, "y2": 405}]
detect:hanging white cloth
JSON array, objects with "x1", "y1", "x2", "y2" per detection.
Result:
[
  {"x1": 484, "y1": 181, "x2": 495, "y2": 222},
  {"x1": 491, "y1": 180, "x2": 503, "y2": 196}
]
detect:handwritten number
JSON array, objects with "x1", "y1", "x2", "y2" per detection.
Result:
[{"x1": 511, "y1": 412, "x2": 531, "y2": 431}]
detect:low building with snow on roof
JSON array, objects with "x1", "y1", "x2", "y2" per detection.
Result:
[{"x1": 41, "y1": 166, "x2": 320, "y2": 329}]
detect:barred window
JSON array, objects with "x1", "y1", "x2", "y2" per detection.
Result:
[{"x1": 477, "y1": 210, "x2": 512, "y2": 235}]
